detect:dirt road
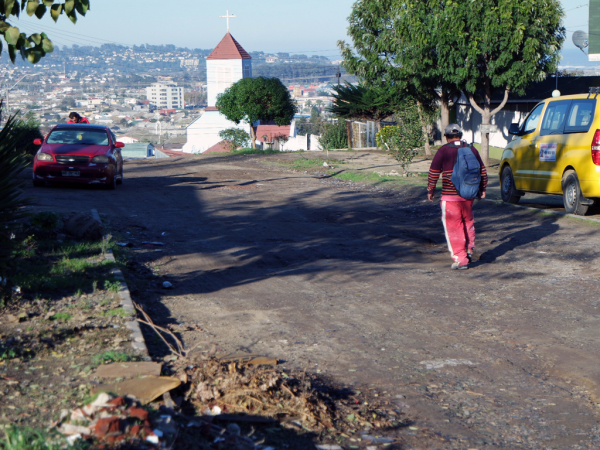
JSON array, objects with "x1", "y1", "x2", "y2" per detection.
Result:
[{"x1": 26, "y1": 152, "x2": 600, "y2": 449}]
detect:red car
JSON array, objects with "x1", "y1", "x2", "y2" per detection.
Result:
[{"x1": 32, "y1": 124, "x2": 124, "y2": 189}]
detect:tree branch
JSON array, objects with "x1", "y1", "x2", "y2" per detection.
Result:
[
  {"x1": 468, "y1": 93, "x2": 485, "y2": 115},
  {"x1": 491, "y1": 87, "x2": 510, "y2": 116}
]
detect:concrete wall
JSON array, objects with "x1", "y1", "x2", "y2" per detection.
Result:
[{"x1": 182, "y1": 110, "x2": 249, "y2": 153}]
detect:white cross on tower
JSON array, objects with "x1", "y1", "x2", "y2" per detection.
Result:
[{"x1": 219, "y1": 10, "x2": 236, "y2": 32}]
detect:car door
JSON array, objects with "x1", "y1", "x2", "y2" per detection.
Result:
[
  {"x1": 512, "y1": 102, "x2": 545, "y2": 191},
  {"x1": 531, "y1": 100, "x2": 571, "y2": 193}
]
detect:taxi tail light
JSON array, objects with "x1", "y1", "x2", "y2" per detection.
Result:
[{"x1": 593, "y1": 130, "x2": 600, "y2": 165}]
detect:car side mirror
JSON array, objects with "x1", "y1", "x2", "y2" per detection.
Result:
[
  {"x1": 33, "y1": 138, "x2": 42, "y2": 145},
  {"x1": 115, "y1": 142, "x2": 125, "y2": 148},
  {"x1": 508, "y1": 123, "x2": 521, "y2": 135}
]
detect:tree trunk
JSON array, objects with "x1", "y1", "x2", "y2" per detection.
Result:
[
  {"x1": 468, "y1": 85, "x2": 510, "y2": 168},
  {"x1": 346, "y1": 120, "x2": 353, "y2": 149},
  {"x1": 249, "y1": 124, "x2": 256, "y2": 149},
  {"x1": 416, "y1": 100, "x2": 431, "y2": 157},
  {"x1": 439, "y1": 90, "x2": 450, "y2": 145}
]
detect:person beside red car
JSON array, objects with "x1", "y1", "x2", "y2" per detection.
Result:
[{"x1": 67, "y1": 112, "x2": 90, "y2": 124}]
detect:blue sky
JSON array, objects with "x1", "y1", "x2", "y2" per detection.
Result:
[
  {"x1": 15, "y1": 0, "x2": 355, "y2": 57},
  {"x1": 13, "y1": 0, "x2": 591, "y2": 65}
]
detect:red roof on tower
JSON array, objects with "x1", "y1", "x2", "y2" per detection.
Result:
[{"x1": 207, "y1": 33, "x2": 252, "y2": 60}]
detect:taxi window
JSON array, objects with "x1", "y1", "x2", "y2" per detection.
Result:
[
  {"x1": 540, "y1": 100, "x2": 571, "y2": 135},
  {"x1": 565, "y1": 99, "x2": 596, "y2": 133},
  {"x1": 522, "y1": 103, "x2": 544, "y2": 135}
]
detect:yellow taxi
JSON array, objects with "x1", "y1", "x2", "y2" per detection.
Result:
[{"x1": 500, "y1": 90, "x2": 600, "y2": 215}]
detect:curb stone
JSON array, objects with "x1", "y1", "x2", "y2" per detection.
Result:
[{"x1": 92, "y1": 209, "x2": 149, "y2": 356}]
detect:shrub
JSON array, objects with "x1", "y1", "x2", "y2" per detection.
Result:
[
  {"x1": 0, "y1": 111, "x2": 34, "y2": 274},
  {"x1": 376, "y1": 102, "x2": 424, "y2": 172},
  {"x1": 219, "y1": 128, "x2": 251, "y2": 151},
  {"x1": 319, "y1": 120, "x2": 348, "y2": 150}
]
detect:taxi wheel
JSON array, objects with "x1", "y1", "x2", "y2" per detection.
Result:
[
  {"x1": 500, "y1": 166, "x2": 520, "y2": 204},
  {"x1": 116, "y1": 167, "x2": 123, "y2": 185},
  {"x1": 562, "y1": 171, "x2": 589, "y2": 216}
]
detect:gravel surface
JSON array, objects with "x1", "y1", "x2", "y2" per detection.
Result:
[{"x1": 24, "y1": 151, "x2": 600, "y2": 449}]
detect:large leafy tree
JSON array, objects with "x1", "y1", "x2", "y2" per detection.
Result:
[
  {"x1": 440, "y1": 0, "x2": 565, "y2": 165},
  {"x1": 328, "y1": 83, "x2": 401, "y2": 148},
  {"x1": 338, "y1": 0, "x2": 441, "y2": 154},
  {"x1": 339, "y1": 0, "x2": 565, "y2": 165},
  {"x1": 0, "y1": 0, "x2": 89, "y2": 64},
  {"x1": 216, "y1": 77, "x2": 297, "y2": 149}
]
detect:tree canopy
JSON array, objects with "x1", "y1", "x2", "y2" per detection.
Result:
[
  {"x1": 0, "y1": 0, "x2": 90, "y2": 64},
  {"x1": 339, "y1": 0, "x2": 565, "y2": 165},
  {"x1": 216, "y1": 77, "x2": 297, "y2": 149}
]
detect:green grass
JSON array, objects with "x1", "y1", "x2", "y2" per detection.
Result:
[
  {"x1": 101, "y1": 308, "x2": 129, "y2": 318},
  {"x1": 103, "y1": 280, "x2": 121, "y2": 293},
  {"x1": 90, "y1": 351, "x2": 133, "y2": 367},
  {"x1": 48, "y1": 312, "x2": 71, "y2": 322},
  {"x1": 0, "y1": 426, "x2": 69, "y2": 450},
  {"x1": 332, "y1": 171, "x2": 428, "y2": 185},
  {"x1": 9, "y1": 237, "x2": 119, "y2": 297}
]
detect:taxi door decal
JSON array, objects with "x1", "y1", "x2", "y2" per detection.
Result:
[{"x1": 539, "y1": 143, "x2": 557, "y2": 162}]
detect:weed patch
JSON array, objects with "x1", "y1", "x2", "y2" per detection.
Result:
[
  {"x1": 90, "y1": 351, "x2": 133, "y2": 366},
  {"x1": 0, "y1": 426, "x2": 68, "y2": 450}
]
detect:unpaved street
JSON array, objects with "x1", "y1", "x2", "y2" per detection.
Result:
[{"x1": 26, "y1": 152, "x2": 600, "y2": 449}]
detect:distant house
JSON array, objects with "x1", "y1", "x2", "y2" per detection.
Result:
[{"x1": 117, "y1": 135, "x2": 139, "y2": 144}]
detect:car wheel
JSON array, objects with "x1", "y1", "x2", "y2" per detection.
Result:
[
  {"x1": 562, "y1": 171, "x2": 590, "y2": 215},
  {"x1": 116, "y1": 166, "x2": 123, "y2": 185},
  {"x1": 32, "y1": 179, "x2": 44, "y2": 187},
  {"x1": 500, "y1": 166, "x2": 520, "y2": 204},
  {"x1": 106, "y1": 172, "x2": 117, "y2": 190}
]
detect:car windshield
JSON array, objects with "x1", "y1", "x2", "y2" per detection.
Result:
[{"x1": 47, "y1": 129, "x2": 109, "y2": 145}]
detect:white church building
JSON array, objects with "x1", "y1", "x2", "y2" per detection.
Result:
[{"x1": 182, "y1": 31, "x2": 307, "y2": 153}]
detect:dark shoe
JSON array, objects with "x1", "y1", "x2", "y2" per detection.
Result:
[{"x1": 451, "y1": 262, "x2": 469, "y2": 270}]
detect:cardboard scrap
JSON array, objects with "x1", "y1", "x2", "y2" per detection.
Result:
[
  {"x1": 93, "y1": 376, "x2": 181, "y2": 405},
  {"x1": 94, "y1": 362, "x2": 162, "y2": 379}
]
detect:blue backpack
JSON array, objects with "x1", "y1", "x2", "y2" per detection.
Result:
[{"x1": 451, "y1": 143, "x2": 481, "y2": 199}]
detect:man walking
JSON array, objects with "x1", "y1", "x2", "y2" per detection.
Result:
[{"x1": 427, "y1": 124, "x2": 488, "y2": 270}]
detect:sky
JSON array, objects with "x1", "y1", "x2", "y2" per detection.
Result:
[
  {"x1": 14, "y1": 0, "x2": 355, "y2": 57},
  {"x1": 11, "y1": 0, "x2": 593, "y2": 66}
]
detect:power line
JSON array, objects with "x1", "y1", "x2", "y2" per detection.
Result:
[{"x1": 565, "y1": 3, "x2": 588, "y2": 12}]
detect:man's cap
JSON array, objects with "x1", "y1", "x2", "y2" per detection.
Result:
[{"x1": 444, "y1": 123, "x2": 462, "y2": 135}]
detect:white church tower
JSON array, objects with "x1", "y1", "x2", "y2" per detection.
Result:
[{"x1": 182, "y1": 26, "x2": 253, "y2": 153}]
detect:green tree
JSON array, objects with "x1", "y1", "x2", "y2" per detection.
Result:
[
  {"x1": 338, "y1": 0, "x2": 438, "y2": 155},
  {"x1": 376, "y1": 101, "x2": 423, "y2": 173},
  {"x1": 339, "y1": 0, "x2": 565, "y2": 164},
  {"x1": 218, "y1": 128, "x2": 251, "y2": 151},
  {"x1": 0, "y1": 0, "x2": 90, "y2": 64},
  {"x1": 327, "y1": 83, "x2": 398, "y2": 148},
  {"x1": 440, "y1": 0, "x2": 565, "y2": 165},
  {"x1": 216, "y1": 77, "x2": 297, "y2": 149}
]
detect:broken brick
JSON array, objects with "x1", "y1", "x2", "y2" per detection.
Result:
[
  {"x1": 128, "y1": 407, "x2": 149, "y2": 421},
  {"x1": 108, "y1": 397, "x2": 126, "y2": 407},
  {"x1": 94, "y1": 417, "x2": 121, "y2": 438},
  {"x1": 130, "y1": 425, "x2": 141, "y2": 437}
]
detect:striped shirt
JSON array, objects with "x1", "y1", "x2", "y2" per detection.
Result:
[{"x1": 427, "y1": 141, "x2": 488, "y2": 199}]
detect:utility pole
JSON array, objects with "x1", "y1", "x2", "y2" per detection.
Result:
[{"x1": 336, "y1": 66, "x2": 341, "y2": 87}]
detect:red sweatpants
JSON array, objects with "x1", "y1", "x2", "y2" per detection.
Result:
[{"x1": 441, "y1": 200, "x2": 475, "y2": 266}]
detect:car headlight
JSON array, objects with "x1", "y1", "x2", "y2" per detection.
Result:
[
  {"x1": 91, "y1": 155, "x2": 110, "y2": 163},
  {"x1": 36, "y1": 152, "x2": 53, "y2": 161}
]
